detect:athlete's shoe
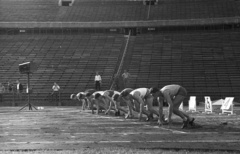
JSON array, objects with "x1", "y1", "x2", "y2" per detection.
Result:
[
  {"x1": 125, "y1": 114, "x2": 133, "y2": 119},
  {"x1": 114, "y1": 110, "x2": 120, "y2": 116},
  {"x1": 125, "y1": 114, "x2": 129, "y2": 119},
  {"x1": 189, "y1": 118, "x2": 195, "y2": 126},
  {"x1": 181, "y1": 119, "x2": 189, "y2": 129},
  {"x1": 146, "y1": 114, "x2": 154, "y2": 121},
  {"x1": 161, "y1": 115, "x2": 167, "y2": 122}
]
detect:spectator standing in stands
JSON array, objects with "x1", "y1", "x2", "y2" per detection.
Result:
[
  {"x1": 94, "y1": 71, "x2": 102, "y2": 90},
  {"x1": 7, "y1": 81, "x2": 15, "y2": 103},
  {"x1": 51, "y1": 82, "x2": 60, "y2": 102},
  {"x1": 7, "y1": 81, "x2": 13, "y2": 93},
  {"x1": 16, "y1": 80, "x2": 23, "y2": 102},
  {"x1": 0, "y1": 83, "x2": 5, "y2": 102},
  {"x1": 122, "y1": 69, "x2": 130, "y2": 88}
]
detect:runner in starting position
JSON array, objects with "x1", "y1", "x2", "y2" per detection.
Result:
[{"x1": 150, "y1": 84, "x2": 195, "y2": 128}]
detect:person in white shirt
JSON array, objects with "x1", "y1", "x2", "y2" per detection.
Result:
[
  {"x1": 122, "y1": 69, "x2": 130, "y2": 88},
  {"x1": 94, "y1": 71, "x2": 102, "y2": 90},
  {"x1": 51, "y1": 82, "x2": 60, "y2": 102},
  {"x1": 16, "y1": 80, "x2": 23, "y2": 102}
]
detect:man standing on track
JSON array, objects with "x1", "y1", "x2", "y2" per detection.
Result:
[
  {"x1": 122, "y1": 69, "x2": 130, "y2": 88},
  {"x1": 94, "y1": 71, "x2": 102, "y2": 90}
]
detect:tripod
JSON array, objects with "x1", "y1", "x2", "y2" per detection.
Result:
[{"x1": 19, "y1": 72, "x2": 37, "y2": 111}]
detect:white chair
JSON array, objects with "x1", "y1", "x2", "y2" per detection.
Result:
[
  {"x1": 188, "y1": 96, "x2": 196, "y2": 112},
  {"x1": 221, "y1": 97, "x2": 234, "y2": 115},
  {"x1": 204, "y1": 96, "x2": 213, "y2": 113}
]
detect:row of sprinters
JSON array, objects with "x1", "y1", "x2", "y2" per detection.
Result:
[{"x1": 70, "y1": 84, "x2": 196, "y2": 129}]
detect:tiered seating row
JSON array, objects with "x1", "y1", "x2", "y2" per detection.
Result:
[
  {"x1": 0, "y1": 34, "x2": 125, "y2": 102},
  {"x1": 0, "y1": 0, "x2": 239, "y2": 22},
  {"x1": 127, "y1": 29, "x2": 240, "y2": 102}
]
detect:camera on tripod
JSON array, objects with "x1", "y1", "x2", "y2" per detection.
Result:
[{"x1": 19, "y1": 62, "x2": 31, "y2": 74}]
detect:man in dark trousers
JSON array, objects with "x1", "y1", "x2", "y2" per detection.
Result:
[
  {"x1": 94, "y1": 71, "x2": 102, "y2": 90},
  {"x1": 16, "y1": 79, "x2": 23, "y2": 103}
]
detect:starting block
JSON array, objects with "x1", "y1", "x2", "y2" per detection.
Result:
[
  {"x1": 221, "y1": 97, "x2": 234, "y2": 115},
  {"x1": 188, "y1": 96, "x2": 197, "y2": 112},
  {"x1": 204, "y1": 96, "x2": 213, "y2": 113}
]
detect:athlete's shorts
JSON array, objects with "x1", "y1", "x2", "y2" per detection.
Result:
[{"x1": 176, "y1": 86, "x2": 187, "y2": 97}]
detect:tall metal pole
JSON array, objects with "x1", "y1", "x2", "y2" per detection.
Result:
[
  {"x1": 147, "y1": 1, "x2": 151, "y2": 20},
  {"x1": 27, "y1": 72, "x2": 31, "y2": 110},
  {"x1": 18, "y1": 62, "x2": 37, "y2": 111}
]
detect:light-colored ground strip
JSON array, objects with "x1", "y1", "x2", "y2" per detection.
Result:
[
  {"x1": 151, "y1": 126, "x2": 186, "y2": 134},
  {"x1": 0, "y1": 132, "x2": 176, "y2": 136},
  {"x1": 1, "y1": 131, "x2": 240, "y2": 137},
  {"x1": 2, "y1": 140, "x2": 240, "y2": 145},
  {"x1": 0, "y1": 122, "x2": 152, "y2": 126}
]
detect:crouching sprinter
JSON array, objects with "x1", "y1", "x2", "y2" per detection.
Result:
[{"x1": 150, "y1": 84, "x2": 195, "y2": 128}]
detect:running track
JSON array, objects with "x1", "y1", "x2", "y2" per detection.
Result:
[{"x1": 0, "y1": 107, "x2": 240, "y2": 151}]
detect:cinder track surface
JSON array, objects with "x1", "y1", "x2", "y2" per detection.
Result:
[{"x1": 0, "y1": 107, "x2": 240, "y2": 151}]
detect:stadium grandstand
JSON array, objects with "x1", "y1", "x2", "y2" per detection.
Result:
[{"x1": 0, "y1": 0, "x2": 240, "y2": 106}]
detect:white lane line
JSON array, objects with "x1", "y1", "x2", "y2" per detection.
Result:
[
  {"x1": 1, "y1": 131, "x2": 240, "y2": 136},
  {"x1": 0, "y1": 132, "x2": 177, "y2": 136},
  {"x1": 2, "y1": 140, "x2": 240, "y2": 144},
  {"x1": 72, "y1": 140, "x2": 240, "y2": 143},
  {"x1": 155, "y1": 126, "x2": 186, "y2": 134},
  {"x1": 0, "y1": 126, "x2": 168, "y2": 130},
  {"x1": 0, "y1": 122, "x2": 145, "y2": 126}
]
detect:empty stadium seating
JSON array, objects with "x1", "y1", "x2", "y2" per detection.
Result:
[
  {"x1": 0, "y1": 33, "x2": 125, "y2": 105},
  {"x1": 1, "y1": 31, "x2": 240, "y2": 105},
  {"x1": 1, "y1": 29, "x2": 240, "y2": 105},
  {"x1": 0, "y1": 0, "x2": 239, "y2": 22},
  {"x1": 1, "y1": 0, "x2": 240, "y2": 106},
  {"x1": 124, "y1": 29, "x2": 240, "y2": 103}
]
